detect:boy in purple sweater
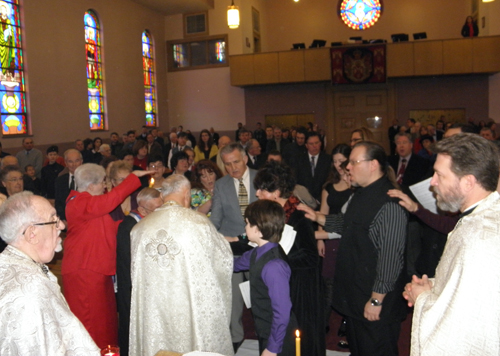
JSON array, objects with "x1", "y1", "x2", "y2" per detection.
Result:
[{"x1": 234, "y1": 200, "x2": 297, "y2": 356}]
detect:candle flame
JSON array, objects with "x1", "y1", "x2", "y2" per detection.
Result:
[
  {"x1": 149, "y1": 177, "x2": 155, "y2": 187},
  {"x1": 296, "y1": 329, "x2": 300, "y2": 338}
]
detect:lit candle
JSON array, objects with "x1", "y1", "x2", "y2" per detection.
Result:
[
  {"x1": 149, "y1": 177, "x2": 155, "y2": 188},
  {"x1": 101, "y1": 345, "x2": 120, "y2": 356},
  {"x1": 295, "y1": 329, "x2": 301, "y2": 356}
]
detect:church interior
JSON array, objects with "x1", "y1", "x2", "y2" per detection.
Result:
[
  {"x1": 1, "y1": 1, "x2": 499, "y2": 355},
  {"x1": 0, "y1": 0, "x2": 499, "y2": 154}
]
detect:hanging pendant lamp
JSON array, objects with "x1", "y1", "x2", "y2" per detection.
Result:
[{"x1": 227, "y1": 0, "x2": 240, "y2": 29}]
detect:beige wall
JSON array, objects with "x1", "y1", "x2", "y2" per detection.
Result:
[
  {"x1": 2, "y1": 0, "x2": 167, "y2": 150},
  {"x1": 263, "y1": 0, "x2": 470, "y2": 52},
  {"x1": 165, "y1": 0, "x2": 269, "y2": 132}
]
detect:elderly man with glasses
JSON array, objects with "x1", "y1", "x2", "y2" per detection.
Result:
[{"x1": 0, "y1": 191, "x2": 100, "y2": 355}]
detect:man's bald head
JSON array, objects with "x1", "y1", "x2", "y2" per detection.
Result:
[
  {"x1": 218, "y1": 136, "x2": 231, "y2": 149},
  {"x1": 1, "y1": 155, "x2": 18, "y2": 169}
]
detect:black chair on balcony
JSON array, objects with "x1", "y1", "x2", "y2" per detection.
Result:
[
  {"x1": 391, "y1": 33, "x2": 409, "y2": 42},
  {"x1": 292, "y1": 43, "x2": 306, "y2": 50},
  {"x1": 413, "y1": 32, "x2": 427, "y2": 40},
  {"x1": 309, "y1": 39, "x2": 326, "y2": 48}
]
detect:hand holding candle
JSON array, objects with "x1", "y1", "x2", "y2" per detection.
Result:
[{"x1": 295, "y1": 329, "x2": 301, "y2": 356}]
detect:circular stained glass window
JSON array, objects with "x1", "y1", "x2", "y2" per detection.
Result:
[{"x1": 340, "y1": 0, "x2": 382, "y2": 30}]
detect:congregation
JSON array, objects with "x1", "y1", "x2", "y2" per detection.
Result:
[{"x1": 1, "y1": 118, "x2": 500, "y2": 356}]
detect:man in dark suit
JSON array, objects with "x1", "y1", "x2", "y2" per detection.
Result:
[
  {"x1": 136, "y1": 125, "x2": 149, "y2": 141},
  {"x1": 235, "y1": 122, "x2": 243, "y2": 141},
  {"x1": 109, "y1": 132, "x2": 124, "y2": 157},
  {"x1": 388, "y1": 132, "x2": 431, "y2": 188},
  {"x1": 210, "y1": 143, "x2": 257, "y2": 353},
  {"x1": 266, "y1": 126, "x2": 290, "y2": 153},
  {"x1": 246, "y1": 139, "x2": 266, "y2": 170},
  {"x1": 295, "y1": 131, "x2": 332, "y2": 202},
  {"x1": 150, "y1": 127, "x2": 165, "y2": 147},
  {"x1": 388, "y1": 132, "x2": 431, "y2": 277},
  {"x1": 54, "y1": 149, "x2": 83, "y2": 223},
  {"x1": 427, "y1": 124, "x2": 443, "y2": 142},
  {"x1": 253, "y1": 122, "x2": 266, "y2": 149},
  {"x1": 388, "y1": 119, "x2": 401, "y2": 156},
  {"x1": 282, "y1": 127, "x2": 307, "y2": 172},
  {"x1": 164, "y1": 132, "x2": 177, "y2": 166}
]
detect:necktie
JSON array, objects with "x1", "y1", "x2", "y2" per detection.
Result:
[
  {"x1": 397, "y1": 158, "x2": 407, "y2": 184},
  {"x1": 238, "y1": 178, "x2": 248, "y2": 216},
  {"x1": 70, "y1": 175, "x2": 75, "y2": 191},
  {"x1": 311, "y1": 156, "x2": 316, "y2": 177}
]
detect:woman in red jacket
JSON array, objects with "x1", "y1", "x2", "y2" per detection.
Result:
[{"x1": 62, "y1": 163, "x2": 152, "y2": 349}]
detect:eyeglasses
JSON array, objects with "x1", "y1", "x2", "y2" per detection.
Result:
[
  {"x1": 6, "y1": 177, "x2": 23, "y2": 183},
  {"x1": 348, "y1": 159, "x2": 372, "y2": 166},
  {"x1": 23, "y1": 215, "x2": 60, "y2": 235}
]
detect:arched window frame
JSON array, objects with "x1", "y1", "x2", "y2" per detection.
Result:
[
  {"x1": 142, "y1": 30, "x2": 157, "y2": 127},
  {"x1": 0, "y1": 0, "x2": 28, "y2": 136},
  {"x1": 84, "y1": 9, "x2": 106, "y2": 131}
]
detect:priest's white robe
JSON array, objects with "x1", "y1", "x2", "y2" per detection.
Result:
[
  {"x1": 411, "y1": 192, "x2": 500, "y2": 356},
  {"x1": 0, "y1": 246, "x2": 100, "y2": 356},
  {"x1": 129, "y1": 201, "x2": 234, "y2": 356}
]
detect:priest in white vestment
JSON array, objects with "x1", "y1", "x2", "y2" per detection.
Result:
[
  {"x1": 0, "y1": 192, "x2": 99, "y2": 355},
  {"x1": 129, "y1": 174, "x2": 234, "y2": 356},
  {"x1": 404, "y1": 134, "x2": 500, "y2": 356}
]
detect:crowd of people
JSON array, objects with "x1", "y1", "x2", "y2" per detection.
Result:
[{"x1": 0, "y1": 117, "x2": 500, "y2": 356}]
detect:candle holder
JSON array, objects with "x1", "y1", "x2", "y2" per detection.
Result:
[{"x1": 101, "y1": 345, "x2": 120, "y2": 356}]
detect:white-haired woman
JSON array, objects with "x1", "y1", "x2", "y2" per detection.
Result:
[{"x1": 61, "y1": 163, "x2": 152, "y2": 349}]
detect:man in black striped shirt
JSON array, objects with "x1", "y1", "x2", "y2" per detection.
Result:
[{"x1": 300, "y1": 141, "x2": 408, "y2": 356}]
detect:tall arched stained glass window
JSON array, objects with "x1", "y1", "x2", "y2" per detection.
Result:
[
  {"x1": 142, "y1": 30, "x2": 156, "y2": 127},
  {"x1": 84, "y1": 10, "x2": 105, "y2": 131},
  {"x1": 0, "y1": 0, "x2": 27, "y2": 136}
]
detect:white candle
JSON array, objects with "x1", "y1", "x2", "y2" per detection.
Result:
[{"x1": 295, "y1": 329, "x2": 301, "y2": 356}]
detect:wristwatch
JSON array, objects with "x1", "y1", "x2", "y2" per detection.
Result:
[{"x1": 370, "y1": 298, "x2": 382, "y2": 306}]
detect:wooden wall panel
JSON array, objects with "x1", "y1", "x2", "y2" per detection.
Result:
[
  {"x1": 414, "y1": 41, "x2": 443, "y2": 76},
  {"x1": 443, "y1": 39, "x2": 473, "y2": 74},
  {"x1": 254, "y1": 52, "x2": 279, "y2": 84},
  {"x1": 229, "y1": 36, "x2": 500, "y2": 87},
  {"x1": 473, "y1": 36, "x2": 500, "y2": 73},
  {"x1": 278, "y1": 50, "x2": 305, "y2": 83},
  {"x1": 386, "y1": 43, "x2": 414, "y2": 77},
  {"x1": 229, "y1": 55, "x2": 254, "y2": 86},
  {"x1": 304, "y1": 48, "x2": 331, "y2": 81}
]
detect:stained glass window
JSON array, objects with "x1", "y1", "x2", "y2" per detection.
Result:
[
  {"x1": 340, "y1": 0, "x2": 382, "y2": 30},
  {"x1": 84, "y1": 10, "x2": 105, "y2": 131},
  {"x1": 142, "y1": 30, "x2": 156, "y2": 127},
  {"x1": 0, "y1": 0, "x2": 27, "y2": 136},
  {"x1": 167, "y1": 35, "x2": 228, "y2": 72}
]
